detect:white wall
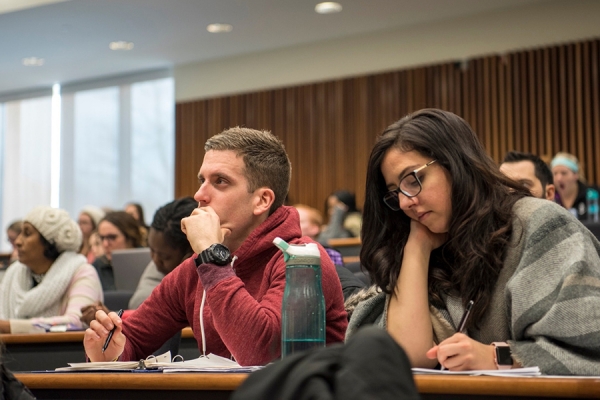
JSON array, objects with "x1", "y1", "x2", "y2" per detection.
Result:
[{"x1": 175, "y1": 0, "x2": 600, "y2": 102}]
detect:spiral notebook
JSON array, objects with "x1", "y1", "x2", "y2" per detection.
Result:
[{"x1": 55, "y1": 352, "x2": 261, "y2": 373}]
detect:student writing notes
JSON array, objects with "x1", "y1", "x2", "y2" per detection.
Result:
[{"x1": 347, "y1": 109, "x2": 600, "y2": 375}]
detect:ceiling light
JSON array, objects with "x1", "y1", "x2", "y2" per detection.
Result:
[
  {"x1": 109, "y1": 41, "x2": 134, "y2": 51},
  {"x1": 22, "y1": 57, "x2": 45, "y2": 66},
  {"x1": 315, "y1": 2, "x2": 342, "y2": 14},
  {"x1": 207, "y1": 23, "x2": 233, "y2": 33}
]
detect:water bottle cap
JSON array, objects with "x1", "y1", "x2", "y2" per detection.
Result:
[
  {"x1": 284, "y1": 242, "x2": 320, "y2": 258},
  {"x1": 273, "y1": 237, "x2": 320, "y2": 263}
]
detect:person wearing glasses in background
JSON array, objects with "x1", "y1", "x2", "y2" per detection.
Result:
[
  {"x1": 80, "y1": 197, "x2": 198, "y2": 324},
  {"x1": 499, "y1": 151, "x2": 555, "y2": 201},
  {"x1": 92, "y1": 211, "x2": 147, "y2": 291},
  {"x1": 346, "y1": 109, "x2": 600, "y2": 375}
]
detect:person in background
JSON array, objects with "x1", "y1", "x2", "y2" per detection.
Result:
[
  {"x1": 318, "y1": 190, "x2": 362, "y2": 244},
  {"x1": 349, "y1": 109, "x2": 600, "y2": 375},
  {"x1": 125, "y1": 202, "x2": 148, "y2": 229},
  {"x1": 294, "y1": 204, "x2": 366, "y2": 300},
  {"x1": 499, "y1": 151, "x2": 555, "y2": 200},
  {"x1": 551, "y1": 152, "x2": 600, "y2": 221},
  {"x1": 0, "y1": 206, "x2": 102, "y2": 333},
  {"x1": 92, "y1": 211, "x2": 147, "y2": 291},
  {"x1": 80, "y1": 197, "x2": 198, "y2": 324},
  {"x1": 84, "y1": 127, "x2": 347, "y2": 366},
  {"x1": 6, "y1": 220, "x2": 21, "y2": 263},
  {"x1": 78, "y1": 206, "x2": 105, "y2": 263},
  {"x1": 88, "y1": 230, "x2": 104, "y2": 261}
]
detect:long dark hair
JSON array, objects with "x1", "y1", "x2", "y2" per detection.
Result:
[{"x1": 361, "y1": 109, "x2": 530, "y2": 328}]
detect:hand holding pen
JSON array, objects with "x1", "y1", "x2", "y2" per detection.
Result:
[
  {"x1": 439, "y1": 300, "x2": 473, "y2": 370},
  {"x1": 102, "y1": 309, "x2": 124, "y2": 353},
  {"x1": 83, "y1": 308, "x2": 126, "y2": 362},
  {"x1": 425, "y1": 300, "x2": 480, "y2": 370}
]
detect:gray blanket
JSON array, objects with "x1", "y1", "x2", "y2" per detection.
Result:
[{"x1": 346, "y1": 197, "x2": 600, "y2": 375}]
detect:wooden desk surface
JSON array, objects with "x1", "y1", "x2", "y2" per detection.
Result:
[
  {"x1": 14, "y1": 372, "x2": 248, "y2": 391},
  {"x1": 0, "y1": 327, "x2": 194, "y2": 344},
  {"x1": 327, "y1": 237, "x2": 361, "y2": 247},
  {"x1": 13, "y1": 373, "x2": 600, "y2": 399},
  {"x1": 1, "y1": 327, "x2": 198, "y2": 372}
]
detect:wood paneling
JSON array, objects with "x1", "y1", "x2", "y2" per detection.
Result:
[{"x1": 176, "y1": 38, "x2": 600, "y2": 218}]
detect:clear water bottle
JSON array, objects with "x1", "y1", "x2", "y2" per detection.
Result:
[
  {"x1": 586, "y1": 189, "x2": 599, "y2": 223},
  {"x1": 274, "y1": 237, "x2": 326, "y2": 358}
]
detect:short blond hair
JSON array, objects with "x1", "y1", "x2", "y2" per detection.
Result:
[{"x1": 293, "y1": 204, "x2": 323, "y2": 226}]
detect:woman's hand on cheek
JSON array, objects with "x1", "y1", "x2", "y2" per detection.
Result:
[
  {"x1": 407, "y1": 219, "x2": 447, "y2": 253},
  {"x1": 426, "y1": 333, "x2": 497, "y2": 371}
]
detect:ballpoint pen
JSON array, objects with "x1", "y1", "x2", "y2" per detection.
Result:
[
  {"x1": 456, "y1": 300, "x2": 474, "y2": 334},
  {"x1": 440, "y1": 300, "x2": 474, "y2": 370},
  {"x1": 102, "y1": 309, "x2": 124, "y2": 353}
]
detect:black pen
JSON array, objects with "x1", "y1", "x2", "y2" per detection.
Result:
[
  {"x1": 102, "y1": 309, "x2": 124, "y2": 353},
  {"x1": 440, "y1": 300, "x2": 474, "y2": 370},
  {"x1": 456, "y1": 300, "x2": 474, "y2": 333}
]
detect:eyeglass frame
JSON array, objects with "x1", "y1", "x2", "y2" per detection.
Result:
[
  {"x1": 382, "y1": 160, "x2": 437, "y2": 211},
  {"x1": 99, "y1": 233, "x2": 121, "y2": 243}
]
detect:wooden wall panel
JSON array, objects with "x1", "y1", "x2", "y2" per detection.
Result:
[{"x1": 176, "y1": 38, "x2": 600, "y2": 219}]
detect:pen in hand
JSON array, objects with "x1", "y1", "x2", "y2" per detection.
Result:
[
  {"x1": 102, "y1": 309, "x2": 124, "y2": 353},
  {"x1": 456, "y1": 300, "x2": 474, "y2": 334},
  {"x1": 440, "y1": 300, "x2": 474, "y2": 370}
]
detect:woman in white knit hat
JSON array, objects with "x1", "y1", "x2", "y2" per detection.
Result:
[{"x1": 0, "y1": 206, "x2": 103, "y2": 333}]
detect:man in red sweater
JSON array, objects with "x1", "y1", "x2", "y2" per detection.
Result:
[{"x1": 84, "y1": 127, "x2": 348, "y2": 366}]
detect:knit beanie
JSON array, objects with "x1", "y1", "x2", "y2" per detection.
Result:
[
  {"x1": 25, "y1": 206, "x2": 82, "y2": 253},
  {"x1": 80, "y1": 205, "x2": 106, "y2": 228}
]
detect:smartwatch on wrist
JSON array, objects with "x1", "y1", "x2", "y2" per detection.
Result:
[
  {"x1": 195, "y1": 243, "x2": 232, "y2": 266},
  {"x1": 492, "y1": 342, "x2": 512, "y2": 370}
]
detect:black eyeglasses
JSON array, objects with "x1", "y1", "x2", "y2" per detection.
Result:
[
  {"x1": 383, "y1": 160, "x2": 437, "y2": 211},
  {"x1": 99, "y1": 234, "x2": 120, "y2": 242}
]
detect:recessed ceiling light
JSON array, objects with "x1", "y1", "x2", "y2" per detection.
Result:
[
  {"x1": 207, "y1": 23, "x2": 233, "y2": 33},
  {"x1": 22, "y1": 57, "x2": 45, "y2": 66},
  {"x1": 315, "y1": 2, "x2": 342, "y2": 14},
  {"x1": 109, "y1": 41, "x2": 134, "y2": 51}
]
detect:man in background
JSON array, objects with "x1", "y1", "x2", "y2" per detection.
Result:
[
  {"x1": 294, "y1": 203, "x2": 366, "y2": 299},
  {"x1": 500, "y1": 151, "x2": 555, "y2": 200}
]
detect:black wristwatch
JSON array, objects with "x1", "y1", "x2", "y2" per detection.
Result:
[{"x1": 196, "y1": 243, "x2": 232, "y2": 266}]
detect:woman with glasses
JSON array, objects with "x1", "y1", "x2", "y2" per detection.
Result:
[
  {"x1": 347, "y1": 109, "x2": 600, "y2": 375},
  {"x1": 81, "y1": 197, "x2": 198, "y2": 325},
  {"x1": 92, "y1": 211, "x2": 147, "y2": 291}
]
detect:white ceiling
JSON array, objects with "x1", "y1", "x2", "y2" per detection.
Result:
[{"x1": 0, "y1": 0, "x2": 551, "y2": 97}]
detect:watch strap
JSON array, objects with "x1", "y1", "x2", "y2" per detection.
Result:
[{"x1": 492, "y1": 342, "x2": 512, "y2": 370}]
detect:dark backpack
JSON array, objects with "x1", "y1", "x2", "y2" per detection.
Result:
[
  {"x1": 1, "y1": 363, "x2": 35, "y2": 400},
  {"x1": 232, "y1": 326, "x2": 420, "y2": 400}
]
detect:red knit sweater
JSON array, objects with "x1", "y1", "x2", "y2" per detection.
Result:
[{"x1": 120, "y1": 206, "x2": 347, "y2": 366}]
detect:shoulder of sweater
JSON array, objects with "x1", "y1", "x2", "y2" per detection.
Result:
[{"x1": 513, "y1": 196, "x2": 573, "y2": 222}]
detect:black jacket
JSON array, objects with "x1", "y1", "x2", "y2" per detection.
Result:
[
  {"x1": 0, "y1": 363, "x2": 35, "y2": 400},
  {"x1": 232, "y1": 326, "x2": 420, "y2": 400}
]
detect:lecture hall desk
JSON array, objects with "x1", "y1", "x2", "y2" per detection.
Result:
[
  {"x1": 4, "y1": 330, "x2": 600, "y2": 399},
  {"x1": 10, "y1": 373, "x2": 600, "y2": 400},
  {"x1": 1, "y1": 327, "x2": 199, "y2": 372}
]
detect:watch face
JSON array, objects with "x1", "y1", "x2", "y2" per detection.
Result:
[
  {"x1": 496, "y1": 346, "x2": 512, "y2": 365},
  {"x1": 213, "y1": 244, "x2": 230, "y2": 262}
]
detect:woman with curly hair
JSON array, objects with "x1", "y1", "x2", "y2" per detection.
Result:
[{"x1": 348, "y1": 109, "x2": 600, "y2": 375}]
